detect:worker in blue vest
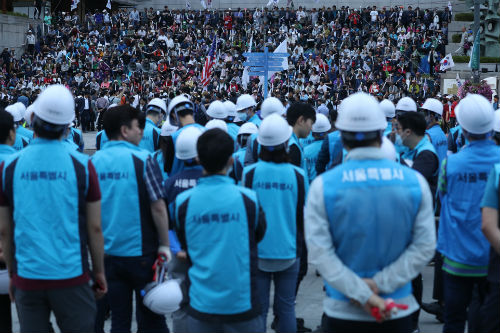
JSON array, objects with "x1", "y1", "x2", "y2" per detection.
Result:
[
  {"x1": 394, "y1": 97, "x2": 417, "y2": 154},
  {"x1": 423, "y1": 98, "x2": 447, "y2": 165},
  {"x1": 153, "y1": 119, "x2": 179, "y2": 181},
  {"x1": 5, "y1": 104, "x2": 29, "y2": 151},
  {"x1": 95, "y1": 104, "x2": 117, "y2": 150},
  {"x1": 10, "y1": 102, "x2": 34, "y2": 141},
  {"x1": 492, "y1": 109, "x2": 500, "y2": 145},
  {"x1": 395, "y1": 111, "x2": 439, "y2": 332},
  {"x1": 68, "y1": 125, "x2": 84, "y2": 152},
  {"x1": 139, "y1": 98, "x2": 164, "y2": 152},
  {"x1": 242, "y1": 114, "x2": 308, "y2": 333},
  {"x1": 236, "y1": 93, "x2": 260, "y2": 127},
  {"x1": 223, "y1": 100, "x2": 240, "y2": 141},
  {"x1": 305, "y1": 92, "x2": 436, "y2": 333},
  {"x1": 174, "y1": 128, "x2": 267, "y2": 332},
  {"x1": 315, "y1": 108, "x2": 342, "y2": 175},
  {"x1": 161, "y1": 94, "x2": 205, "y2": 177},
  {"x1": 162, "y1": 126, "x2": 204, "y2": 333},
  {"x1": 447, "y1": 125, "x2": 467, "y2": 154},
  {"x1": 91, "y1": 104, "x2": 171, "y2": 333},
  {"x1": 0, "y1": 85, "x2": 107, "y2": 333},
  {"x1": 232, "y1": 122, "x2": 258, "y2": 182},
  {"x1": 0, "y1": 109, "x2": 16, "y2": 333},
  {"x1": 305, "y1": 113, "x2": 331, "y2": 182},
  {"x1": 244, "y1": 97, "x2": 286, "y2": 166},
  {"x1": 479, "y1": 160, "x2": 500, "y2": 333},
  {"x1": 380, "y1": 99, "x2": 396, "y2": 137},
  {"x1": 437, "y1": 94, "x2": 500, "y2": 333}
]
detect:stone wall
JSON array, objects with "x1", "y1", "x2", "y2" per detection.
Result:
[{"x1": 0, "y1": 14, "x2": 41, "y2": 57}]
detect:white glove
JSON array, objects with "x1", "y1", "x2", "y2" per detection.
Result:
[{"x1": 158, "y1": 245, "x2": 172, "y2": 263}]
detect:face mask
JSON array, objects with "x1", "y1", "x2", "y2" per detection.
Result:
[
  {"x1": 395, "y1": 133, "x2": 403, "y2": 147},
  {"x1": 237, "y1": 111, "x2": 248, "y2": 122}
]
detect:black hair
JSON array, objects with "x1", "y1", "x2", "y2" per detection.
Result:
[
  {"x1": 33, "y1": 115, "x2": 68, "y2": 140},
  {"x1": 237, "y1": 133, "x2": 251, "y2": 148},
  {"x1": 397, "y1": 112, "x2": 427, "y2": 136},
  {"x1": 341, "y1": 131, "x2": 382, "y2": 149},
  {"x1": 197, "y1": 128, "x2": 234, "y2": 174},
  {"x1": 259, "y1": 145, "x2": 290, "y2": 163},
  {"x1": 103, "y1": 104, "x2": 146, "y2": 140},
  {"x1": 0, "y1": 109, "x2": 14, "y2": 144},
  {"x1": 287, "y1": 102, "x2": 316, "y2": 126},
  {"x1": 329, "y1": 108, "x2": 338, "y2": 123}
]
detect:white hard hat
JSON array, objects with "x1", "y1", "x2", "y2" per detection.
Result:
[
  {"x1": 160, "y1": 120, "x2": 178, "y2": 136},
  {"x1": 456, "y1": 94, "x2": 494, "y2": 135},
  {"x1": 258, "y1": 113, "x2": 292, "y2": 146},
  {"x1": 312, "y1": 113, "x2": 331, "y2": 133},
  {"x1": 34, "y1": 85, "x2": 75, "y2": 125},
  {"x1": 5, "y1": 104, "x2": 23, "y2": 122},
  {"x1": 167, "y1": 94, "x2": 194, "y2": 116},
  {"x1": 494, "y1": 109, "x2": 500, "y2": 132},
  {"x1": 175, "y1": 126, "x2": 203, "y2": 159},
  {"x1": 205, "y1": 119, "x2": 228, "y2": 132},
  {"x1": 396, "y1": 97, "x2": 417, "y2": 112},
  {"x1": 147, "y1": 98, "x2": 167, "y2": 114},
  {"x1": 238, "y1": 122, "x2": 258, "y2": 136},
  {"x1": 236, "y1": 94, "x2": 257, "y2": 111},
  {"x1": 380, "y1": 136, "x2": 397, "y2": 161},
  {"x1": 207, "y1": 100, "x2": 228, "y2": 119},
  {"x1": 25, "y1": 103, "x2": 36, "y2": 126},
  {"x1": 261, "y1": 97, "x2": 285, "y2": 118},
  {"x1": 380, "y1": 99, "x2": 396, "y2": 118},
  {"x1": 422, "y1": 98, "x2": 443, "y2": 116},
  {"x1": 14, "y1": 102, "x2": 26, "y2": 119},
  {"x1": 336, "y1": 92, "x2": 387, "y2": 132},
  {"x1": 143, "y1": 279, "x2": 183, "y2": 315},
  {"x1": 223, "y1": 100, "x2": 237, "y2": 118}
]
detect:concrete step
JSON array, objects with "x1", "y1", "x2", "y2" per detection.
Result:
[{"x1": 446, "y1": 43, "x2": 464, "y2": 54}]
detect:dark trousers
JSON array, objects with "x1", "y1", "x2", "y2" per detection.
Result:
[
  {"x1": 81, "y1": 110, "x2": 91, "y2": 132},
  {"x1": 96, "y1": 110, "x2": 106, "y2": 131},
  {"x1": 0, "y1": 294, "x2": 12, "y2": 333},
  {"x1": 105, "y1": 255, "x2": 169, "y2": 333},
  {"x1": 432, "y1": 252, "x2": 444, "y2": 302},
  {"x1": 411, "y1": 274, "x2": 423, "y2": 329},
  {"x1": 478, "y1": 282, "x2": 500, "y2": 333},
  {"x1": 186, "y1": 314, "x2": 263, "y2": 333},
  {"x1": 443, "y1": 272, "x2": 487, "y2": 333},
  {"x1": 321, "y1": 313, "x2": 413, "y2": 333},
  {"x1": 15, "y1": 283, "x2": 96, "y2": 333}
]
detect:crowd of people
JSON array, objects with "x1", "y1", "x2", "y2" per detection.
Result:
[{"x1": 0, "y1": 3, "x2": 499, "y2": 333}]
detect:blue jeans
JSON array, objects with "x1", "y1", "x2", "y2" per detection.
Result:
[
  {"x1": 105, "y1": 255, "x2": 169, "y2": 333},
  {"x1": 443, "y1": 272, "x2": 487, "y2": 333},
  {"x1": 186, "y1": 314, "x2": 263, "y2": 333},
  {"x1": 256, "y1": 260, "x2": 299, "y2": 333}
]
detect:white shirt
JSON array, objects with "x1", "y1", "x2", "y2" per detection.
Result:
[{"x1": 370, "y1": 10, "x2": 378, "y2": 22}]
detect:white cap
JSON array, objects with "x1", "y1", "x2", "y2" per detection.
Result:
[
  {"x1": 456, "y1": 94, "x2": 494, "y2": 135},
  {"x1": 167, "y1": 94, "x2": 193, "y2": 116},
  {"x1": 14, "y1": 102, "x2": 26, "y2": 119},
  {"x1": 380, "y1": 136, "x2": 397, "y2": 161},
  {"x1": 258, "y1": 113, "x2": 293, "y2": 146},
  {"x1": 261, "y1": 97, "x2": 285, "y2": 118},
  {"x1": 396, "y1": 97, "x2": 417, "y2": 112},
  {"x1": 34, "y1": 85, "x2": 75, "y2": 125},
  {"x1": 5, "y1": 104, "x2": 23, "y2": 122},
  {"x1": 494, "y1": 109, "x2": 500, "y2": 133},
  {"x1": 422, "y1": 98, "x2": 443, "y2": 116},
  {"x1": 236, "y1": 94, "x2": 257, "y2": 111},
  {"x1": 223, "y1": 100, "x2": 237, "y2": 118},
  {"x1": 205, "y1": 119, "x2": 228, "y2": 132},
  {"x1": 380, "y1": 99, "x2": 396, "y2": 118},
  {"x1": 147, "y1": 98, "x2": 167, "y2": 114},
  {"x1": 143, "y1": 279, "x2": 183, "y2": 315},
  {"x1": 336, "y1": 93, "x2": 387, "y2": 132},
  {"x1": 175, "y1": 126, "x2": 203, "y2": 160},
  {"x1": 238, "y1": 122, "x2": 258, "y2": 136},
  {"x1": 160, "y1": 120, "x2": 178, "y2": 136},
  {"x1": 312, "y1": 113, "x2": 331, "y2": 133},
  {"x1": 206, "y1": 100, "x2": 228, "y2": 119},
  {"x1": 25, "y1": 103, "x2": 36, "y2": 126}
]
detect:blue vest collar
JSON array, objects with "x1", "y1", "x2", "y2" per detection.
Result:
[
  {"x1": 146, "y1": 117, "x2": 158, "y2": 128},
  {"x1": 0, "y1": 144, "x2": 16, "y2": 154},
  {"x1": 104, "y1": 140, "x2": 142, "y2": 151},
  {"x1": 198, "y1": 174, "x2": 233, "y2": 185},
  {"x1": 345, "y1": 147, "x2": 386, "y2": 161}
]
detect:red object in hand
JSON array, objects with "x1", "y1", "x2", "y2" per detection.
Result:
[{"x1": 371, "y1": 299, "x2": 408, "y2": 321}]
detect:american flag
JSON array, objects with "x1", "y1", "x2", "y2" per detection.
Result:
[{"x1": 200, "y1": 36, "x2": 217, "y2": 87}]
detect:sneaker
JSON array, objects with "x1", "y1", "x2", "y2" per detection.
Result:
[
  {"x1": 421, "y1": 301, "x2": 444, "y2": 323},
  {"x1": 297, "y1": 318, "x2": 312, "y2": 333}
]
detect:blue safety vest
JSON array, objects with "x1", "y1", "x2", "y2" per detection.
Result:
[
  {"x1": 322, "y1": 158, "x2": 421, "y2": 301},
  {"x1": 68, "y1": 127, "x2": 84, "y2": 152},
  {"x1": 226, "y1": 122, "x2": 240, "y2": 141},
  {"x1": 92, "y1": 140, "x2": 159, "y2": 257},
  {"x1": 426, "y1": 125, "x2": 447, "y2": 165},
  {"x1": 152, "y1": 150, "x2": 169, "y2": 181},
  {"x1": 232, "y1": 148, "x2": 246, "y2": 182},
  {"x1": 0, "y1": 144, "x2": 15, "y2": 163},
  {"x1": 2, "y1": 139, "x2": 92, "y2": 280},
  {"x1": 12, "y1": 133, "x2": 29, "y2": 151},
  {"x1": 17, "y1": 126, "x2": 33, "y2": 142},
  {"x1": 326, "y1": 131, "x2": 344, "y2": 169},
  {"x1": 289, "y1": 132, "x2": 308, "y2": 182},
  {"x1": 243, "y1": 161, "x2": 306, "y2": 259},
  {"x1": 248, "y1": 114, "x2": 262, "y2": 127},
  {"x1": 139, "y1": 118, "x2": 161, "y2": 153},
  {"x1": 175, "y1": 175, "x2": 261, "y2": 317},
  {"x1": 449, "y1": 125, "x2": 468, "y2": 153},
  {"x1": 96, "y1": 130, "x2": 109, "y2": 150},
  {"x1": 304, "y1": 139, "x2": 323, "y2": 182},
  {"x1": 170, "y1": 123, "x2": 205, "y2": 176},
  {"x1": 401, "y1": 136, "x2": 438, "y2": 175},
  {"x1": 438, "y1": 140, "x2": 500, "y2": 267},
  {"x1": 299, "y1": 132, "x2": 315, "y2": 149}
]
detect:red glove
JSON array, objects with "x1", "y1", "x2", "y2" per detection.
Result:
[{"x1": 371, "y1": 298, "x2": 408, "y2": 321}]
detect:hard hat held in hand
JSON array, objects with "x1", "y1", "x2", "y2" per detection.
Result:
[
  {"x1": 207, "y1": 100, "x2": 228, "y2": 119},
  {"x1": 422, "y1": 98, "x2": 443, "y2": 116},
  {"x1": 258, "y1": 113, "x2": 292, "y2": 147},
  {"x1": 34, "y1": 85, "x2": 75, "y2": 125},
  {"x1": 143, "y1": 279, "x2": 183, "y2": 315},
  {"x1": 336, "y1": 92, "x2": 387, "y2": 132},
  {"x1": 456, "y1": 94, "x2": 494, "y2": 135}
]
